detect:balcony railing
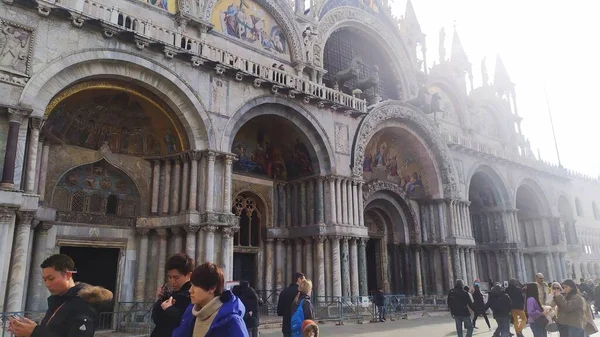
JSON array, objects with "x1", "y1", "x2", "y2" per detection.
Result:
[{"x1": 38, "y1": 0, "x2": 367, "y2": 113}]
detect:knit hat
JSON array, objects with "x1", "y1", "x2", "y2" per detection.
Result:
[{"x1": 302, "y1": 320, "x2": 319, "y2": 337}]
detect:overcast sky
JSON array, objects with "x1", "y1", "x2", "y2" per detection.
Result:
[{"x1": 390, "y1": 0, "x2": 599, "y2": 177}]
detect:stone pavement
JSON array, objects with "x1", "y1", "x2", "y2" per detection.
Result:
[{"x1": 259, "y1": 314, "x2": 600, "y2": 337}]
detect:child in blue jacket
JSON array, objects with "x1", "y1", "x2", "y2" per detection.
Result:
[{"x1": 172, "y1": 262, "x2": 248, "y2": 337}]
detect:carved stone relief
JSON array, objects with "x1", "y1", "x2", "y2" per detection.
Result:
[
  {"x1": 454, "y1": 159, "x2": 464, "y2": 184},
  {"x1": 334, "y1": 122, "x2": 349, "y2": 155},
  {"x1": 209, "y1": 76, "x2": 229, "y2": 116},
  {"x1": 353, "y1": 101, "x2": 459, "y2": 199},
  {"x1": 0, "y1": 19, "x2": 34, "y2": 86}
]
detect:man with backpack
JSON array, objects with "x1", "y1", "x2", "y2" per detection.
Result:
[
  {"x1": 448, "y1": 279, "x2": 475, "y2": 337},
  {"x1": 277, "y1": 272, "x2": 305, "y2": 337}
]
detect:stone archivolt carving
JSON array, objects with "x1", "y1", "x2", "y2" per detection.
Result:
[
  {"x1": 353, "y1": 101, "x2": 459, "y2": 199},
  {"x1": 203, "y1": 0, "x2": 303, "y2": 63},
  {"x1": 0, "y1": 19, "x2": 34, "y2": 87},
  {"x1": 314, "y1": 7, "x2": 416, "y2": 97}
]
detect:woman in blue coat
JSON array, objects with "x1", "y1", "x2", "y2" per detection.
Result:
[{"x1": 172, "y1": 262, "x2": 248, "y2": 337}]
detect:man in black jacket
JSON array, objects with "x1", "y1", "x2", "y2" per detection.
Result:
[
  {"x1": 8, "y1": 254, "x2": 113, "y2": 337},
  {"x1": 448, "y1": 279, "x2": 474, "y2": 337},
  {"x1": 150, "y1": 253, "x2": 193, "y2": 337},
  {"x1": 485, "y1": 284, "x2": 513, "y2": 337},
  {"x1": 234, "y1": 281, "x2": 260, "y2": 337},
  {"x1": 373, "y1": 288, "x2": 386, "y2": 322},
  {"x1": 277, "y1": 272, "x2": 305, "y2": 337},
  {"x1": 505, "y1": 279, "x2": 526, "y2": 337}
]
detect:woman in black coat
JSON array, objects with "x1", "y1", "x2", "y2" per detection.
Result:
[{"x1": 472, "y1": 284, "x2": 491, "y2": 330}]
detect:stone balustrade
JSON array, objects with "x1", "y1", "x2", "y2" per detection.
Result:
[{"x1": 36, "y1": 0, "x2": 367, "y2": 113}]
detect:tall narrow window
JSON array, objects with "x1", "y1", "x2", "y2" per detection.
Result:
[
  {"x1": 232, "y1": 195, "x2": 261, "y2": 247},
  {"x1": 71, "y1": 191, "x2": 86, "y2": 212},
  {"x1": 106, "y1": 195, "x2": 119, "y2": 215}
]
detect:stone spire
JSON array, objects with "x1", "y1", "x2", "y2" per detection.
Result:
[
  {"x1": 450, "y1": 24, "x2": 470, "y2": 73},
  {"x1": 401, "y1": 0, "x2": 426, "y2": 73},
  {"x1": 403, "y1": 0, "x2": 422, "y2": 38},
  {"x1": 494, "y1": 54, "x2": 513, "y2": 91}
]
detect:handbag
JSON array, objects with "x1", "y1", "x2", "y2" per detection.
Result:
[{"x1": 534, "y1": 315, "x2": 549, "y2": 328}]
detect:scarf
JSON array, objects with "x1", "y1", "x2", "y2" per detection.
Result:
[{"x1": 191, "y1": 296, "x2": 223, "y2": 337}]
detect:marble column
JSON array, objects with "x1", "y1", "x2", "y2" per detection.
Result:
[
  {"x1": 161, "y1": 160, "x2": 172, "y2": 214},
  {"x1": 135, "y1": 229, "x2": 150, "y2": 302},
  {"x1": 171, "y1": 227, "x2": 183, "y2": 254},
  {"x1": 349, "y1": 238, "x2": 359, "y2": 297},
  {"x1": 156, "y1": 229, "x2": 168, "y2": 288},
  {"x1": 352, "y1": 181, "x2": 359, "y2": 226},
  {"x1": 25, "y1": 118, "x2": 42, "y2": 192},
  {"x1": 358, "y1": 182, "x2": 365, "y2": 227},
  {"x1": 221, "y1": 228, "x2": 235, "y2": 281},
  {"x1": 265, "y1": 238, "x2": 274, "y2": 295},
  {"x1": 223, "y1": 155, "x2": 234, "y2": 213},
  {"x1": 286, "y1": 240, "x2": 293, "y2": 286},
  {"x1": 6, "y1": 212, "x2": 35, "y2": 312},
  {"x1": 341, "y1": 237, "x2": 351, "y2": 297},
  {"x1": 276, "y1": 239, "x2": 284, "y2": 293},
  {"x1": 460, "y1": 248, "x2": 468, "y2": 282},
  {"x1": 440, "y1": 246, "x2": 453, "y2": 292},
  {"x1": 545, "y1": 253, "x2": 555, "y2": 282},
  {"x1": 294, "y1": 239, "x2": 303, "y2": 275},
  {"x1": 285, "y1": 184, "x2": 292, "y2": 227},
  {"x1": 151, "y1": 160, "x2": 161, "y2": 214},
  {"x1": 520, "y1": 253, "x2": 528, "y2": 282},
  {"x1": 414, "y1": 247, "x2": 423, "y2": 295},
  {"x1": 346, "y1": 180, "x2": 353, "y2": 226},
  {"x1": 26, "y1": 223, "x2": 51, "y2": 311},
  {"x1": 1, "y1": 108, "x2": 29, "y2": 189},
  {"x1": 451, "y1": 246, "x2": 460, "y2": 283},
  {"x1": 170, "y1": 159, "x2": 181, "y2": 214},
  {"x1": 37, "y1": 142, "x2": 50, "y2": 201},
  {"x1": 504, "y1": 250, "x2": 514, "y2": 279},
  {"x1": 332, "y1": 237, "x2": 342, "y2": 297},
  {"x1": 327, "y1": 177, "x2": 337, "y2": 224},
  {"x1": 469, "y1": 249, "x2": 477, "y2": 282},
  {"x1": 315, "y1": 236, "x2": 326, "y2": 299},
  {"x1": 205, "y1": 152, "x2": 215, "y2": 212},
  {"x1": 33, "y1": 139, "x2": 42, "y2": 193},
  {"x1": 495, "y1": 251, "x2": 503, "y2": 282},
  {"x1": 185, "y1": 226, "x2": 198, "y2": 259},
  {"x1": 180, "y1": 159, "x2": 190, "y2": 211},
  {"x1": 553, "y1": 253, "x2": 562, "y2": 281},
  {"x1": 464, "y1": 248, "x2": 472, "y2": 285},
  {"x1": 316, "y1": 177, "x2": 325, "y2": 224},
  {"x1": 335, "y1": 178, "x2": 342, "y2": 224},
  {"x1": 514, "y1": 251, "x2": 523, "y2": 282},
  {"x1": 341, "y1": 179, "x2": 348, "y2": 224},
  {"x1": 188, "y1": 153, "x2": 199, "y2": 211},
  {"x1": 304, "y1": 237, "x2": 313, "y2": 279},
  {"x1": 358, "y1": 238, "x2": 368, "y2": 296},
  {"x1": 306, "y1": 179, "x2": 314, "y2": 226},
  {"x1": 560, "y1": 253, "x2": 567, "y2": 281},
  {"x1": 300, "y1": 181, "x2": 307, "y2": 226},
  {"x1": 324, "y1": 238, "x2": 332, "y2": 299}
]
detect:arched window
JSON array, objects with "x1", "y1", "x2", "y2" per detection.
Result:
[
  {"x1": 106, "y1": 195, "x2": 119, "y2": 215},
  {"x1": 593, "y1": 202, "x2": 600, "y2": 220},
  {"x1": 232, "y1": 195, "x2": 261, "y2": 247},
  {"x1": 575, "y1": 198, "x2": 584, "y2": 217},
  {"x1": 70, "y1": 191, "x2": 86, "y2": 212}
]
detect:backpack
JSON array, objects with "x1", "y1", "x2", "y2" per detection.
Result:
[{"x1": 290, "y1": 298, "x2": 305, "y2": 337}]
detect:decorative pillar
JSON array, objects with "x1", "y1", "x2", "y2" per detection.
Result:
[
  {"x1": 352, "y1": 181, "x2": 359, "y2": 226},
  {"x1": 304, "y1": 237, "x2": 313, "y2": 279},
  {"x1": 358, "y1": 238, "x2": 368, "y2": 296},
  {"x1": 341, "y1": 179, "x2": 348, "y2": 224},
  {"x1": 332, "y1": 236, "x2": 342, "y2": 297},
  {"x1": 346, "y1": 180, "x2": 353, "y2": 225},
  {"x1": 315, "y1": 236, "x2": 325, "y2": 299},
  {"x1": 504, "y1": 250, "x2": 514, "y2": 279},
  {"x1": 451, "y1": 246, "x2": 460, "y2": 283},
  {"x1": 188, "y1": 153, "x2": 199, "y2": 211},
  {"x1": 300, "y1": 181, "x2": 307, "y2": 226},
  {"x1": 464, "y1": 248, "x2": 472, "y2": 285},
  {"x1": 545, "y1": 253, "x2": 555, "y2": 282},
  {"x1": 324, "y1": 238, "x2": 332, "y2": 299},
  {"x1": 286, "y1": 240, "x2": 293, "y2": 286},
  {"x1": 521, "y1": 253, "x2": 529, "y2": 282},
  {"x1": 37, "y1": 142, "x2": 50, "y2": 201},
  {"x1": 25, "y1": 118, "x2": 42, "y2": 192},
  {"x1": 276, "y1": 239, "x2": 285, "y2": 294},
  {"x1": 349, "y1": 238, "x2": 359, "y2": 297},
  {"x1": 286, "y1": 184, "x2": 292, "y2": 227},
  {"x1": 205, "y1": 152, "x2": 215, "y2": 212},
  {"x1": 26, "y1": 223, "x2": 51, "y2": 311},
  {"x1": 222, "y1": 228, "x2": 235, "y2": 281},
  {"x1": 335, "y1": 177, "x2": 342, "y2": 224},
  {"x1": 185, "y1": 226, "x2": 198, "y2": 260},
  {"x1": 316, "y1": 177, "x2": 325, "y2": 224},
  {"x1": 341, "y1": 237, "x2": 351, "y2": 297},
  {"x1": 358, "y1": 182, "x2": 365, "y2": 226},
  {"x1": 327, "y1": 177, "x2": 337, "y2": 224},
  {"x1": 156, "y1": 229, "x2": 168, "y2": 288},
  {"x1": 560, "y1": 253, "x2": 567, "y2": 281},
  {"x1": 495, "y1": 251, "x2": 503, "y2": 282},
  {"x1": 180, "y1": 159, "x2": 189, "y2": 211},
  {"x1": 440, "y1": 246, "x2": 453, "y2": 292},
  {"x1": 514, "y1": 251, "x2": 523, "y2": 282},
  {"x1": 223, "y1": 154, "x2": 234, "y2": 213},
  {"x1": 1, "y1": 108, "x2": 29, "y2": 189},
  {"x1": 470, "y1": 249, "x2": 477, "y2": 282},
  {"x1": 306, "y1": 179, "x2": 314, "y2": 226},
  {"x1": 553, "y1": 253, "x2": 562, "y2": 281},
  {"x1": 6, "y1": 212, "x2": 35, "y2": 312},
  {"x1": 151, "y1": 160, "x2": 161, "y2": 214},
  {"x1": 161, "y1": 160, "x2": 172, "y2": 214},
  {"x1": 33, "y1": 139, "x2": 42, "y2": 193},
  {"x1": 294, "y1": 239, "x2": 303, "y2": 275},
  {"x1": 171, "y1": 227, "x2": 183, "y2": 254},
  {"x1": 414, "y1": 247, "x2": 423, "y2": 295},
  {"x1": 170, "y1": 159, "x2": 181, "y2": 214},
  {"x1": 265, "y1": 238, "x2": 274, "y2": 296},
  {"x1": 135, "y1": 229, "x2": 150, "y2": 302}
]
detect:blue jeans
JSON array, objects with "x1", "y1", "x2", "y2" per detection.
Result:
[
  {"x1": 454, "y1": 316, "x2": 473, "y2": 337},
  {"x1": 378, "y1": 306, "x2": 386, "y2": 320},
  {"x1": 495, "y1": 317, "x2": 510, "y2": 337},
  {"x1": 566, "y1": 326, "x2": 585, "y2": 337},
  {"x1": 530, "y1": 321, "x2": 548, "y2": 337}
]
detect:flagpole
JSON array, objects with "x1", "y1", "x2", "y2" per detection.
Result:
[{"x1": 544, "y1": 86, "x2": 562, "y2": 167}]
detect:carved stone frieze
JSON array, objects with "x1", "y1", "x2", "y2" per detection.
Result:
[
  {"x1": 56, "y1": 211, "x2": 136, "y2": 227},
  {"x1": 16, "y1": 211, "x2": 35, "y2": 226},
  {"x1": 0, "y1": 19, "x2": 35, "y2": 87},
  {"x1": 352, "y1": 102, "x2": 459, "y2": 198},
  {"x1": 202, "y1": 0, "x2": 303, "y2": 63}
]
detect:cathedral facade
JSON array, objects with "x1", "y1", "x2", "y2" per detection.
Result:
[{"x1": 0, "y1": 0, "x2": 598, "y2": 313}]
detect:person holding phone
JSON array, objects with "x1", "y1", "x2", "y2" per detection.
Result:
[
  {"x1": 552, "y1": 279, "x2": 586, "y2": 337},
  {"x1": 151, "y1": 253, "x2": 194, "y2": 337}
]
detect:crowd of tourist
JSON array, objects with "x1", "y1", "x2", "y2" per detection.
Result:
[{"x1": 448, "y1": 273, "x2": 600, "y2": 337}]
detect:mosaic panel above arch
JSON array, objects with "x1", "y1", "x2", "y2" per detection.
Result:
[
  {"x1": 211, "y1": 0, "x2": 290, "y2": 56},
  {"x1": 56, "y1": 160, "x2": 140, "y2": 199},
  {"x1": 43, "y1": 82, "x2": 187, "y2": 156}
]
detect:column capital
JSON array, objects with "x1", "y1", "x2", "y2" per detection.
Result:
[
  {"x1": 266, "y1": 236, "x2": 275, "y2": 243},
  {"x1": 358, "y1": 237, "x2": 368, "y2": 245},
  {"x1": 303, "y1": 236, "x2": 313, "y2": 244},
  {"x1": 152, "y1": 159, "x2": 161, "y2": 166},
  {"x1": 38, "y1": 222, "x2": 53, "y2": 232},
  {"x1": 315, "y1": 175, "x2": 326, "y2": 182},
  {"x1": 156, "y1": 228, "x2": 168, "y2": 237},
  {"x1": 170, "y1": 226, "x2": 182, "y2": 235},
  {"x1": 222, "y1": 226, "x2": 237, "y2": 237},
  {"x1": 7, "y1": 107, "x2": 32, "y2": 124},
  {"x1": 184, "y1": 225, "x2": 200, "y2": 234},
  {"x1": 223, "y1": 153, "x2": 236, "y2": 164},
  {"x1": 30, "y1": 117, "x2": 44, "y2": 130},
  {"x1": 276, "y1": 238, "x2": 285, "y2": 244},
  {"x1": 312, "y1": 235, "x2": 326, "y2": 243},
  {"x1": 341, "y1": 236, "x2": 350, "y2": 243},
  {"x1": 16, "y1": 211, "x2": 35, "y2": 226},
  {"x1": 203, "y1": 225, "x2": 217, "y2": 233},
  {"x1": 0, "y1": 206, "x2": 16, "y2": 223},
  {"x1": 439, "y1": 245, "x2": 449, "y2": 253},
  {"x1": 206, "y1": 151, "x2": 216, "y2": 160},
  {"x1": 137, "y1": 228, "x2": 150, "y2": 235}
]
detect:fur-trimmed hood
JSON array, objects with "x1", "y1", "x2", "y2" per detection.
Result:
[
  {"x1": 75, "y1": 283, "x2": 114, "y2": 304},
  {"x1": 302, "y1": 320, "x2": 319, "y2": 337}
]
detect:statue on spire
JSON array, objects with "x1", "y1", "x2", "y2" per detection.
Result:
[
  {"x1": 439, "y1": 28, "x2": 446, "y2": 63},
  {"x1": 481, "y1": 57, "x2": 489, "y2": 86}
]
